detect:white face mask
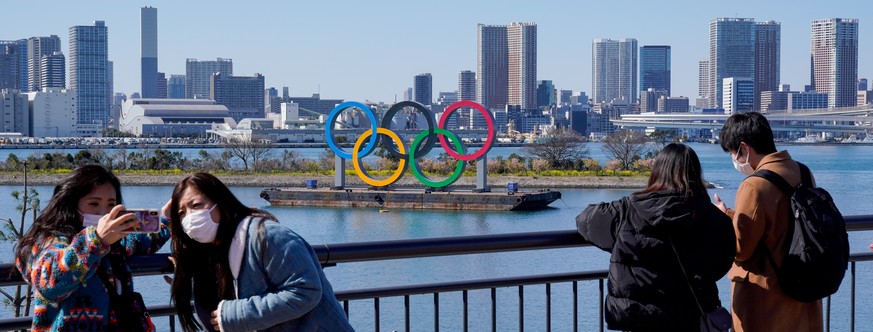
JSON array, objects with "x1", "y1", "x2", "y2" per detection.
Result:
[
  {"x1": 79, "y1": 211, "x2": 103, "y2": 228},
  {"x1": 732, "y1": 147, "x2": 755, "y2": 176},
  {"x1": 181, "y1": 205, "x2": 219, "y2": 243}
]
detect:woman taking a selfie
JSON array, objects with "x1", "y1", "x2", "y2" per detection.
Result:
[{"x1": 15, "y1": 164, "x2": 170, "y2": 332}]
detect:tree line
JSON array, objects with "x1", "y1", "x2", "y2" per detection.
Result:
[{"x1": 0, "y1": 130, "x2": 668, "y2": 175}]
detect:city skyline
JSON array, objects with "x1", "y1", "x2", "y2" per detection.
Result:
[{"x1": 1, "y1": 1, "x2": 871, "y2": 104}]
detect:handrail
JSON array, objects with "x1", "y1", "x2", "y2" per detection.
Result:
[
  {"x1": 0, "y1": 215, "x2": 871, "y2": 330},
  {"x1": 2, "y1": 215, "x2": 872, "y2": 286}
]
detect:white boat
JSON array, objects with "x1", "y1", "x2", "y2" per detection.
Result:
[{"x1": 794, "y1": 135, "x2": 822, "y2": 143}]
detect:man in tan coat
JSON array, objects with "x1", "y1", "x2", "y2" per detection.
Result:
[{"x1": 714, "y1": 112, "x2": 823, "y2": 332}]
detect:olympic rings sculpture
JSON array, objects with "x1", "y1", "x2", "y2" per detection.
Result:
[{"x1": 325, "y1": 100, "x2": 495, "y2": 188}]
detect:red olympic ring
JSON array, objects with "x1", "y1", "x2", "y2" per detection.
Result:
[{"x1": 437, "y1": 100, "x2": 495, "y2": 161}]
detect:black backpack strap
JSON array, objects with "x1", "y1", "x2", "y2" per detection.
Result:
[
  {"x1": 797, "y1": 162, "x2": 813, "y2": 187},
  {"x1": 750, "y1": 169, "x2": 795, "y2": 194}
]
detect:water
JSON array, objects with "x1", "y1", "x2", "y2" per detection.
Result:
[{"x1": 1, "y1": 143, "x2": 871, "y2": 331}]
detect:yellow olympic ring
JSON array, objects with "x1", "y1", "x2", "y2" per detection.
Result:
[{"x1": 352, "y1": 128, "x2": 408, "y2": 187}]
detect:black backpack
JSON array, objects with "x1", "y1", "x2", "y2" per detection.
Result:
[{"x1": 751, "y1": 162, "x2": 849, "y2": 302}]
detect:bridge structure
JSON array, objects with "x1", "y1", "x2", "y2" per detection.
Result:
[{"x1": 611, "y1": 104, "x2": 873, "y2": 135}]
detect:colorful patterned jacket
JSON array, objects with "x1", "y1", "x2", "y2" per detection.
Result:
[{"x1": 16, "y1": 217, "x2": 171, "y2": 332}]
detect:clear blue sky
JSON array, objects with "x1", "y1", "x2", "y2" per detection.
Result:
[{"x1": 3, "y1": 0, "x2": 871, "y2": 103}]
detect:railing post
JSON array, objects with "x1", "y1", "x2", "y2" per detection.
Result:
[
  {"x1": 491, "y1": 288, "x2": 497, "y2": 332},
  {"x1": 519, "y1": 285, "x2": 524, "y2": 332},
  {"x1": 546, "y1": 283, "x2": 551, "y2": 332},
  {"x1": 573, "y1": 281, "x2": 578, "y2": 332},
  {"x1": 434, "y1": 293, "x2": 440, "y2": 332},
  {"x1": 851, "y1": 261, "x2": 856, "y2": 332},
  {"x1": 405, "y1": 295, "x2": 410, "y2": 332},
  {"x1": 374, "y1": 297, "x2": 380, "y2": 332},
  {"x1": 599, "y1": 279, "x2": 604, "y2": 332},
  {"x1": 463, "y1": 290, "x2": 468, "y2": 332}
]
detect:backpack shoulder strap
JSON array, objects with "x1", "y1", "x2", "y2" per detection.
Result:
[
  {"x1": 797, "y1": 162, "x2": 813, "y2": 187},
  {"x1": 751, "y1": 169, "x2": 795, "y2": 194}
]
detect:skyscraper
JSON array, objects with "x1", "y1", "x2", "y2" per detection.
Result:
[
  {"x1": 697, "y1": 60, "x2": 711, "y2": 108},
  {"x1": 141, "y1": 6, "x2": 158, "y2": 98},
  {"x1": 592, "y1": 38, "x2": 638, "y2": 104},
  {"x1": 709, "y1": 18, "x2": 755, "y2": 109},
  {"x1": 508, "y1": 22, "x2": 537, "y2": 110},
  {"x1": 755, "y1": 21, "x2": 781, "y2": 110},
  {"x1": 0, "y1": 40, "x2": 27, "y2": 90},
  {"x1": 477, "y1": 24, "x2": 508, "y2": 110},
  {"x1": 640, "y1": 45, "x2": 671, "y2": 96},
  {"x1": 40, "y1": 52, "x2": 65, "y2": 89},
  {"x1": 211, "y1": 72, "x2": 265, "y2": 121},
  {"x1": 536, "y1": 80, "x2": 555, "y2": 107},
  {"x1": 167, "y1": 74, "x2": 186, "y2": 99},
  {"x1": 413, "y1": 73, "x2": 432, "y2": 105},
  {"x1": 26, "y1": 35, "x2": 61, "y2": 92},
  {"x1": 723, "y1": 77, "x2": 755, "y2": 114},
  {"x1": 458, "y1": 70, "x2": 476, "y2": 102},
  {"x1": 811, "y1": 18, "x2": 859, "y2": 108},
  {"x1": 186, "y1": 58, "x2": 232, "y2": 99},
  {"x1": 156, "y1": 72, "x2": 167, "y2": 98},
  {"x1": 70, "y1": 21, "x2": 109, "y2": 127}
]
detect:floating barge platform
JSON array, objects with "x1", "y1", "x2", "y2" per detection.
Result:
[{"x1": 260, "y1": 187, "x2": 562, "y2": 211}]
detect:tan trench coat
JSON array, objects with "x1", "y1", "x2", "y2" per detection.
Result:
[{"x1": 726, "y1": 151, "x2": 823, "y2": 332}]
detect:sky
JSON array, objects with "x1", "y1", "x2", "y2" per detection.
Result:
[{"x1": 3, "y1": 0, "x2": 871, "y2": 104}]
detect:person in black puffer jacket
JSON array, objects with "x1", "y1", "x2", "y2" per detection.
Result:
[{"x1": 576, "y1": 143, "x2": 736, "y2": 331}]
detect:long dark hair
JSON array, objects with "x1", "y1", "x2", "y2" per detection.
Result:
[
  {"x1": 638, "y1": 143, "x2": 707, "y2": 200},
  {"x1": 15, "y1": 164, "x2": 122, "y2": 269},
  {"x1": 168, "y1": 173, "x2": 276, "y2": 332}
]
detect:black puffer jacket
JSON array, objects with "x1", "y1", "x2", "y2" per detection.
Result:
[{"x1": 576, "y1": 190, "x2": 735, "y2": 331}]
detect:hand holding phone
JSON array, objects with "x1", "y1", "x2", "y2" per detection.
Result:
[{"x1": 121, "y1": 209, "x2": 161, "y2": 233}]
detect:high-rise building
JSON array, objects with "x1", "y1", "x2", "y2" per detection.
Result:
[
  {"x1": 26, "y1": 35, "x2": 61, "y2": 92},
  {"x1": 413, "y1": 73, "x2": 432, "y2": 105},
  {"x1": 156, "y1": 72, "x2": 167, "y2": 98},
  {"x1": 477, "y1": 24, "x2": 508, "y2": 110},
  {"x1": 70, "y1": 21, "x2": 110, "y2": 127},
  {"x1": 722, "y1": 77, "x2": 755, "y2": 114},
  {"x1": 859, "y1": 78, "x2": 868, "y2": 91},
  {"x1": 211, "y1": 72, "x2": 265, "y2": 122},
  {"x1": 640, "y1": 45, "x2": 671, "y2": 95},
  {"x1": 0, "y1": 40, "x2": 27, "y2": 91},
  {"x1": 697, "y1": 60, "x2": 711, "y2": 108},
  {"x1": 755, "y1": 21, "x2": 781, "y2": 110},
  {"x1": 458, "y1": 70, "x2": 476, "y2": 102},
  {"x1": 640, "y1": 88, "x2": 667, "y2": 113},
  {"x1": 811, "y1": 18, "x2": 859, "y2": 108},
  {"x1": 167, "y1": 74, "x2": 186, "y2": 99},
  {"x1": 592, "y1": 38, "x2": 637, "y2": 104},
  {"x1": 186, "y1": 58, "x2": 232, "y2": 99},
  {"x1": 559, "y1": 90, "x2": 573, "y2": 105},
  {"x1": 40, "y1": 51, "x2": 65, "y2": 89},
  {"x1": 402, "y1": 87, "x2": 413, "y2": 102},
  {"x1": 709, "y1": 18, "x2": 756, "y2": 109},
  {"x1": 536, "y1": 80, "x2": 555, "y2": 107},
  {"x1": 141, "y1": 6, "x2": 158, "y2": 98},
  {"x1": 508, "y1": 22, "x2": 537, "y2": 110}
]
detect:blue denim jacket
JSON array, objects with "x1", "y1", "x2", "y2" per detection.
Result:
[{"x1": 213, "y1": 218, "x2": 354, "y2": 332}]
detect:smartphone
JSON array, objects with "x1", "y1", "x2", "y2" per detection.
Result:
[{"x1": 121, "y1": 209, "x2": 161, "y2": 233}]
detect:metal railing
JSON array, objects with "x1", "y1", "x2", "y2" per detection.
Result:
[{"x1": 1, "y1": 215, "x2": 872, "y2": 331}]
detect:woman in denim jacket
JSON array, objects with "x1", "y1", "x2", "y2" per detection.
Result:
[
  {"x1": 15, "y1": 164, "x2": 171, "y2": 331},
  {"x1": 168, "y1": 173, "x2": 353, "y2": 332}
]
